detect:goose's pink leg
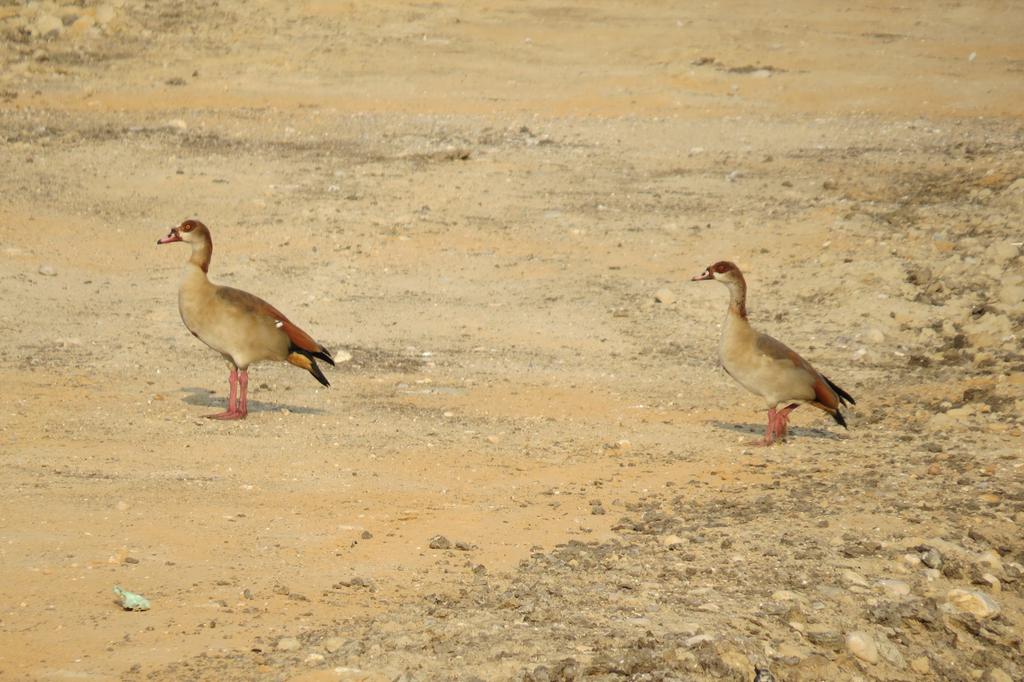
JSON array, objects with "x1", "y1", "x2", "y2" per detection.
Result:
[
  {"x1": 774, "y1": 403, "x2": 799, "y2": 441},
  {"x1": 759, "y1": 407, "x2": 778, "y2": 446},
  {"x1": 237, "y1": 369, "x2": 249, "y2": 418},
  {"x1": 207, "y1": 368, "x2": 245, "y2": 420}
]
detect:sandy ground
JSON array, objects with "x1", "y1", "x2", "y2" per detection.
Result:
[{"x1": 1, "y1": 1, "x2": 1023, "y2": 680}]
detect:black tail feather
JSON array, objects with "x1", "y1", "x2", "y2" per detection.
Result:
[
  {"x1": 312, "y1": 347, "x2": 335, "y2": 366},
  {"x1": 290, "y1": 345, "x2": 331, "y2": 387},
  {"x1": 831, "y1": 408, "x2": 848, "y2": 429},
  {"x1": 823, "y1": 374, "x2": 855, "y2": 406},
  {"x1": 307, "y1": 358, "x2": 330, "y2": 387}
]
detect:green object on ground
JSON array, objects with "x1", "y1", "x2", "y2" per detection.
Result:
[{"x1": 113, "y1": 585, "x2": 151, "y2": 611}]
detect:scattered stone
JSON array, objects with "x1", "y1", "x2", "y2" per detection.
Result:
[
  {"x1": 69, "y1": 15, "x2": 95, "y2": 34},
  {"x1": 33, "y1": 14, "x2": 64, "y2": 38},
  {"x1": 661, "y1": 534, "x2": 684, "y2": 548},
  {"x1": 822, "y1": 179, "x2": 839, "y2": 190},
  {"x1": 275, "y1": 637, "x2": 301, "y2": 652},
  {"x1": 38, "y1": 264, "x2": 57, "y2": 276},
  {"x1": 685, "y1": 634, "x2": 715, "y2": 647},
  {"x1": 877, "y1": 579, "x2": 911, "y2": 598},
  {"x1": 987, "y1": 241, "x2": 1019, "y2": 264},
  {"x1": 323, "y1": 637, "x2": 344, "y2": 653},
  {"x1": 975, "y1": 549, "x2": 1003, "y2": 575},
  {"x1": 921, "y1": 547, "x2": 942, "y2": 569},
  {"x1": 902, "y1": 553, "x2": 922, "y2": 569},
  {"x1": 654, "y1": 288, "x2": 676, "y2": 304},
  {"x1": 841, "y1": 569, "x2": 869, "y2": 587},
  {"x1": 775, "y1": 642, "x2": 804, "y2": 661},
  {"x1": 846, "y1": 631, "x2": 879, "y2": 664},
  {"x1": 428, "y1": 535, "x2": 451, "y2": 550},
  {"x1": 165, "y1": 119, "x2": 187, "y2": 131},
  {"x1": 454, "y1": 541, "x2": 475, "y2": 551},
  {"x1": 865, "y1": 328, "x2": 885, "y2": 343},
  {"x1": 805, "y1": 625, "x2": 843, "y2": 649},
  {"x1": 980, "y1": 573, "x2": 1001, "y2": 592},
  {"x1": 984, "y1": 669, "x2": 1013, "y2": 682},
  {"x1": 875, "y1": 633, "x2": 905, "y2": 668},
  {"x1": 677, "y1": 622, "x2": 701, "y2": 636},
  {"x1": 771, "y1": 589, "x2": 801, "y2": 601},
  {"x1": 361, "y1": 530, "x2": 373, "y2": 540},
  {"x1": 946, "y1": 588, "x2": 1000, "y2": 619},
  {"x1": 717, "y1": 644, "x2": 755, "y2": 678},
  {"x1": 910, "y1": 657, "x2": 931, "y2": 674}
]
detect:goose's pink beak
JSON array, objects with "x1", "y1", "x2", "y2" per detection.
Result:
[
  {"x1": 691, "y1": 269, "x2": 713, "y2": 281},
  {"x1": 157, "y1": 228, "x2": 182, "y2": 245}
]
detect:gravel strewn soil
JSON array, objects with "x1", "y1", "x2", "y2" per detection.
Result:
[{"x1": 1, "y1": 2, "x2": 1021, "y2": 680}]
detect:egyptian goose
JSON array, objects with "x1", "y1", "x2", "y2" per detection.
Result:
[
  {"x1": 692, "y1": 261, "x2": 854, "y2": 445},
  {"x1": 157, "y1": 219, "x2": 334, "y2": 419}
]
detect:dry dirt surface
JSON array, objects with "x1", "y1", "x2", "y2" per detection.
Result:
[{"x1": 2, "y1": 2, "x2": 1023, "y2": 681}]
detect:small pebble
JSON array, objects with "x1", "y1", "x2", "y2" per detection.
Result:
[
  {"x1": 947, "y1": 588, "x2": 1000, "y2": 618},
  {"x1": 323, "y1": 637, "x2": 344, "y2": 653},
  {"x1": 662, "y1": 534, "x2": 684, "y2": 548},
  {"x1": 38, "y1": 264, "x2": 57, "y2": 276},
  {"x1": 770, "y1": 590, "x2": 800, "y2": 601},
  {"x1": 921, "y1": 548, "x2": 942, "y2": 569},
  {"x1": 985, "y1": 669, "x2": 1013, "y2": 682},
  {"x1": 685, "y1": 634, "x2": 715, "y2": 647},
  {"x1": 276, "y1": 637, "x2": 301, "y2": 652},
  {"x1": 877, "y1": 579, "x2": 911, "y2": 598},
  {"x1": 428, "y1": 535, "x2": 451, "y2": 550},
  {"x1": 846, "y1": 631, "x2": 879, "y2": 664},
  {"x1": 841, "y1": 569, "x2": 869, "y2": 587},
  {"x1": 654, "y1": 288, "x2": 676, "y2": 304}
]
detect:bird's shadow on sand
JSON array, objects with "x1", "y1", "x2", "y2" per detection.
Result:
[
  {"x1": 180, "y1": 387, "x2": 326, "y2": 416},
  {"x1": 708, "y1": 420, "x2": 842, "y2": 442}
]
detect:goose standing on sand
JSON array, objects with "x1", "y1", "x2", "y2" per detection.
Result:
[
  {"x1": 157, "y1": 219, "x2": 334, "y2": 420},
  {"x1": 691, "y1": 261, "x2": 854, "y2": 445}
]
